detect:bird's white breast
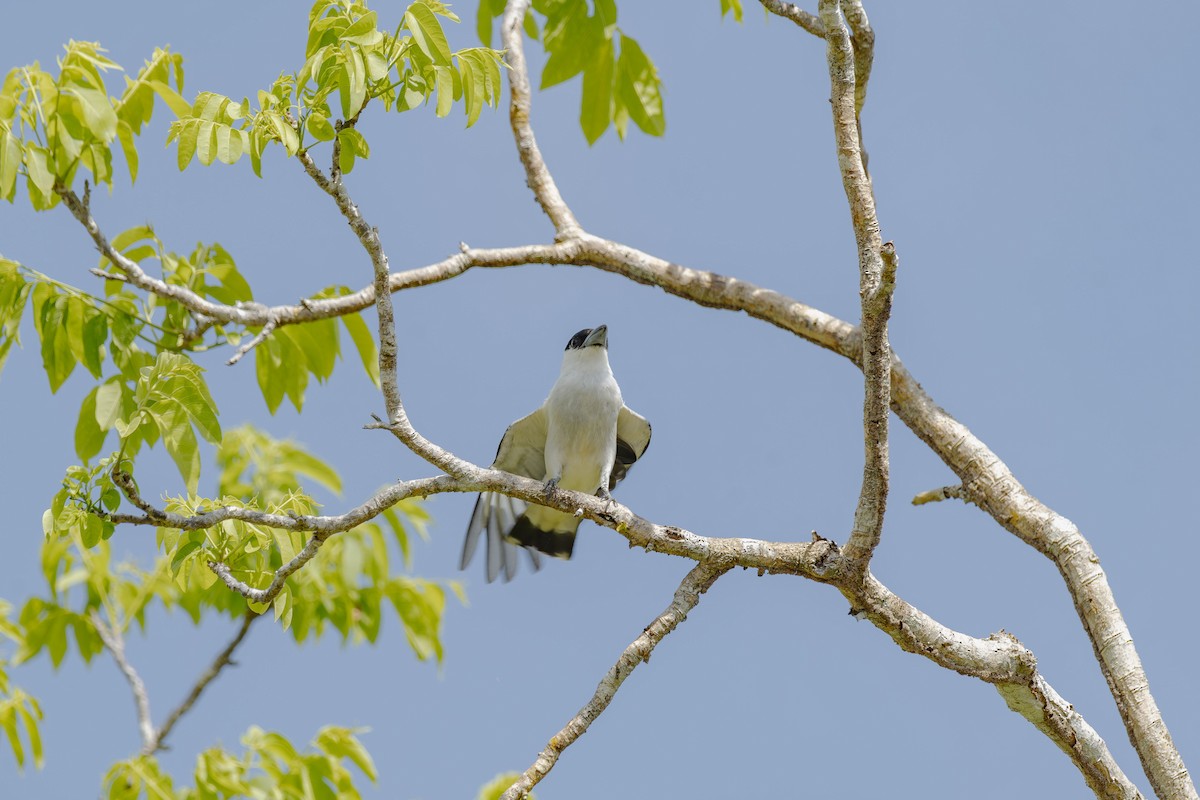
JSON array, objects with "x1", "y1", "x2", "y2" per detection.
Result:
[{"x1": 543, "y1": 349, "x2": 622, "y2": 492}]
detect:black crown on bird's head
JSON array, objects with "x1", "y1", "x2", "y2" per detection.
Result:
[{"x1": 565, "y1": 324, "x2": 608, "y2": 351}]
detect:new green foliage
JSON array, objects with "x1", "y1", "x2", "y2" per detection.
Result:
[
  {"x1": 0, "y1": 644, "x2": 43, "y2": 772},
  {"x1": 167, "y1": 0, "x2": 507, "y2": 177},
  {"x1": 104, "y1": 726, "x2": 376, "y2": 800},
  {"x1": 477, "y1": 0, "x2": 666, "y2": 144},
  {"x1": 0, "y1": 43, "x2": 184, "y2": 206}
]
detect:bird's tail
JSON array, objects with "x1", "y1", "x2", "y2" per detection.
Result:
[{"x1": 507, "y1": 515, "x2": 576, "y2": 559}]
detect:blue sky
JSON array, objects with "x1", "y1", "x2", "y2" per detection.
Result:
[{"x1": 2, "y1": 2, "x2": 1198, "y2": 798}]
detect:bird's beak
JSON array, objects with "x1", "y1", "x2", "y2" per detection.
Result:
[{"x1": 583, "y1": 325, "x2": 608, "y2": 348}]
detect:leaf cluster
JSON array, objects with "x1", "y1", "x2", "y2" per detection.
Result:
[
  {"x1": 0, "y1": 609, "x2": 43, "y2": 773},
  {"x1": 104, "y1": 725, "x2": 375, "y2": 800},
  {"x1": 168, "y1": 0, "x2": 507, "y2": 177},
  {"x1": 0, "y1": 42, "x2": 185, "y2": 206},
  {"x1": 477, "y1": 0, "x2": 666, "y2": 144}
]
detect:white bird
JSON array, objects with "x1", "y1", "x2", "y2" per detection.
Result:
[{"x1": 460, "y1": 325, "x2": 652, "y2": 582}]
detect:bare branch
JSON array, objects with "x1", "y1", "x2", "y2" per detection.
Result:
[
  {"x1": 110, "y1": 468, "x2": 168, "y2": 522},
  {"x1": 820, "y1": 0, "x2": 890, "y2": 572},
  {"x1": 224, "y1": 319, "x2": 275, "y2": 366},
  {"x1": 90, "y1": 611, "x2": 155, "y2": 751},
  {"x1": 759, "y1": 0, "x2": 825, "y2": 37},
  {"x1": 841, "y1": 0, "x2": 874, "y2": 118},
  {"x1": 297, "y1": 140, "x2": 472, "y2": 479},
  {"x1": 502, "y1": 0, "x2": 583, "y2": 238},
  {"x1": 502, "y1": 563, "x2": 729, "y2": 800},
  {"x1": 911, "y1": 484, "x2": 970, "y2": 506},
  {"x1": 998, "y1": 675, "x2": 1147, "y2": 800},
  {"x1": 146, "y1": 611, "x2": 258, "y2": 754},
  {"x1": 838, "y1": 573, "x2": 1144, "y2": 799}
]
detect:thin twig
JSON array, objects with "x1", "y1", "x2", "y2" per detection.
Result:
[
  {"x1": 502, "y1": 0, "x2": 583, "y2": 238},
  {"x1": 501, "y1": 563, "x2": 730, "y2": 800},
  {"x1": 841, "y1": 0, "x2": 874, "y2": 121},
  {"x1": 759, "y1": 0, "x2": 825, "y2": 36},
  {"x1": 225, "y1": 319, "x2": 275, "y2": 366},
  {"x1": 296, "y1": 145, "x2": 470, "y2": 479},
  {"x1": 146, "y1": 611, "x2": 259, "y2": 754},
  {"x1": 90, "y1": 611, "x2": 155, "y2": 751},
  {"x1": 912, "y1": 484, "x2": 971, "y2": 506}
]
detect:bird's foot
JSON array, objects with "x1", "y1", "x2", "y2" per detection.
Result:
[
  {"x1": 543, "y1": 477, "x2": 560, "y2": 499},
  {"x1": 596, "y1": 486, "x2": 615, "y2": 513}
]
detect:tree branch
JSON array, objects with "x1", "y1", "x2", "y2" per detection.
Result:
[
  {"x1": 145, "y1": 611, "x2": 258, "y2": 755},
  {"x1": 502, "y1": 0, "x2": 583, "y2": 238},
  {"x1": 296, "y1": 142, "x2": 472, "y2": 480},
  {"x1": 90, "y1": 611, "x2": 155, "y2": 751},
  {"x1": 224, "y1": 319, "x2": 275, "y2": 366},
  {"x1": 759, "y1": 0, "x2": 826, "y2": 37},
  {"x1": 501, "y1": 563, "x2": 730, "y2": 800},
  {"x1": 820, "y1": 0, "x2": 891, "y2": 573},
  {"x1": 911, "y1": 484, "x2": 970, "y2": 506}
]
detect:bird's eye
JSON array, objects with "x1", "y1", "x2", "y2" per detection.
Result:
[{"x1": 566, "y1": 328, "x2": 591, "y2": 350}]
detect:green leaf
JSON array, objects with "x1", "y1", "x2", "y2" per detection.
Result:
[
  {"x1": 67, "y1": 86, "x2": 119, "y2": 140},
  {"x1": 616, "y1": 35, "x2": 665, "y2": 136},
  {"x1": 255, "y1": 334, "x2": 286, "y2": 414},
  {"x1": 542, "y1": 41, "x2": 588, "y2": 89},
  {"x1": 215, "y1": 124, "x2": 244, "y2": 164},
  {"x1": 17, "y1": 701, "x2": 43, "y2": 770},
  {"x1": 405, "y1": 2, "x2": 454, "y2": 66},
  {"x1": 336, "y1": 127, "x2": 369, "y2": 174},
  {"x1": 720, "y1": 0, "x2": 745, "y2": 22},
  {"x1": 95, "y1": 380, "x2": 122, "y2": 430},
  {"x1": 434, "y1": 67, "x2": 455, "y2": 118},
  {"x1": 459, "y1": 52, "x2": 484, "y2": 128},
  {"x1": 0, "y1": 129, "x2": 20, "y2": 201},
  {"x1": 341, "y1": 311, "x2": 379, "y2": 387},
  {"x1": 75, "y1": 386, "x2": 106, "y2": 462},
  {"x1": 314, "y1": 727, "x2": 377, "y2": 782},
  {"x1": 266, "y1": 112, "x2": 300, "y2": 156},
  {"x1": 148, "y1": 79, "x2": 192, "y2": 117},
  {"x1": 580, "y1": 36, "x2": 614, "y2": 145},
  {"x1": 342, "y1": 10, "x2": 384, "y2": 46},
  {"x1": 115, "y1": 119, "x2": 138, "y2": 183},
  {"x1": 174, "y1": 119, "x2": 198, "y2": 170},
  {"x1": 36, "y1": 294, "x2": 76, "y2": 393},
  {"x1": 22, "y1": 143, "x2": 54, "y2": 197},
  {"x1": 306, "y1": 111, "x2": 336, "y2": 142},
  {"x1": 153, "y1": 401, "x2": 201, "y2": 493},
  {"x1": 344, "y1": 46, "x2": 366, "y2": 118},
  {"x1": 282, "y1": 319, "x2": 338, "y2": 382},
  {"x1": 196, "y1": 120, "x2": 217, "y2": 165}
]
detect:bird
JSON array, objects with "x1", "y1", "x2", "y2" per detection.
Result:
[{"x1": 460, "y1": 324, "x2": 652, "y2": 582}]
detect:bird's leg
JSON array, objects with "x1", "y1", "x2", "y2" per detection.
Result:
[
  {"x1": 543, "y1": 477, "x2": 560, "y2": 498},
  {"x1": 596, "y1": 485, "x2": 616, "y2": 514}
]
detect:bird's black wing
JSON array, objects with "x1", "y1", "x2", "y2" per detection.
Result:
[
  {"x1": 460, "y1": 408, "x2": 548, "y2": 582},
  {"x1": 610, "y1": 405, "x2": 652, "y2": 490}
]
